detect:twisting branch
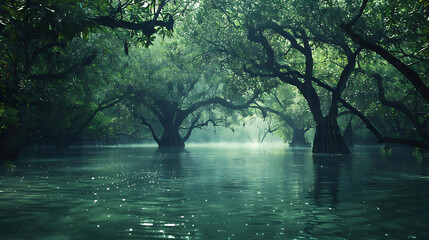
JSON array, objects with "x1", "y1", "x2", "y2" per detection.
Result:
[
  {"x1": 139, "y1": 115, "x2": 161, "y2": 145},
  {"x1": 259, "y1": 120, "x2": 279, "y2": 143},
  {"x1": 152, "y1": 0, "x2": 167, "y2": 23},
  {"x1": 182, "y1": 112, "x2": 202, "y2": 142},
  {"x1": 246, "y1": 22, "x2": 325, "y2": 120},
  {"x1": 59, "y1": 92, "x2": 129, "y2": 147},
  {"x1": 183, "y1": 118, "x2": 216, "y2": 142},
  {"x1": 341, "y1": 0, "x2": 369, "y2": 30},
  {"x1": 247, "y1": 26, "x2": 276, "y2": 68},
  {"x1": 179, "y1": 90, "x2": 261, "y2": 122},
  {"x1": 308, "y1": 75, "x2": 429, "y2": 149},
  {"x1": 268, "y1": 23, "x2": 307, "y2": 55},
  {"x1": 373, "y1": 74, "x2": 429, "y2": 142},
  {"x1": 328, "y1": 47, "x2": 362, "y2": 117},
  {"x1": 271, "y1": 90, "x2": 286, "y2": 110},
  {"x1": 251, "y1": 105, "x2": 299, "y2": 130},
  {"x1": 246, "y1": 25, "x2": 303, "y2": 87},
  {"x1": 341, "y1": 0, "x2": 429, "y2": 102}
]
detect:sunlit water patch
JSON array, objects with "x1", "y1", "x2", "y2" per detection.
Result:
[{"x1": 0, "y1": 145, "x2": 428, "y2": 239}]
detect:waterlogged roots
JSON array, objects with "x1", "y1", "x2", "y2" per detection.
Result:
[
  {"x1": 313, "y1": 117, "x2": 350, "y2": 154},
  {"x1": 158, "y1": 130, "x2": 185, "y2": 148},
  {"x1": 289, "y1": 129, "x2": 310, "y2": 147}
]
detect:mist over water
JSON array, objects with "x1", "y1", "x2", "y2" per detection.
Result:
[
  {"x1": 0, "y1": 145, "x2": 428, "y2": 240},
  {"x1": 1, "y1": 1, "x2": 427, "y2": 239}
]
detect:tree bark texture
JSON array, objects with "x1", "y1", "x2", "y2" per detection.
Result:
[
  {"x1": 158, "y1": 127, "x2": 185, "y2": 148},
  {"x1": 313, "y1": 117, "x2": 350, "y2": 154},
  {"x1": 289, "y1": 128, "x2": 310, "y2": 147}
]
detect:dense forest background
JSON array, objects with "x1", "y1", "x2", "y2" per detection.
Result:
[{"x1": 1, "y1": 0, "x2": 428, "y2": 159}]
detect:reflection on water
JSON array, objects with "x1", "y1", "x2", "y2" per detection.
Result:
[{"x1": 0, "y1": 145, "x2": 428, "y2": 239}]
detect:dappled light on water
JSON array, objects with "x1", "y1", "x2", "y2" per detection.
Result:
[{"x1": 0, "y1": 145, "x2": 428, "y2": 239}]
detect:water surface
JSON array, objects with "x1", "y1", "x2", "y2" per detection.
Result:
[{"x1": 0, "y1": 144, "x2": 428, "y2": 239}]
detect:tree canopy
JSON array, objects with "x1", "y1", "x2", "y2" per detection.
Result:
[{"x1": 1, "y1": 0, "x2": 428, "y2": 159}]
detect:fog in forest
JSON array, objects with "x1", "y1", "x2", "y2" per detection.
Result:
[
  {"x1": 0, "y1": 1, "x2": 428, "y2": 239},
  {"x1": 1, "y1": 0, "x2": 428, "y2": 156}
]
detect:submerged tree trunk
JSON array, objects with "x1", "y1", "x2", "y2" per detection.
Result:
[
  {"x1": 313, "y1": 117, "x2": 350, "y2": 154},
  {"x1": 158, "y1": 127, "x2": 185, "y2": 148},
  {"x1": 289, "y1": 128, "x2": 310, "y2": 147}
]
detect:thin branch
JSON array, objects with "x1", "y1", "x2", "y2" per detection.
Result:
[
  {"x1": 58, "y1": 92, "x2": 128, "y2": 147},
  {"x1": 251, "y1": 105, "x2": 299, "y2": 130},
  {"x1": 179, "y1": 90, "x2": 261, "y2": 122},
  {"x1": 139, "y1": 115, "x2": 161, "y2": 145},
  {"x1": 341, "y1": 0, "x2": 429, "y2": 102},
  {"x1": 373, "y1": 74, "x2": 429, "y2": 142},
  {"x1": 309, "y1": 75, "x2": 429, "y2": 149},
  {"x1": 341, "y1": 0, "x2": 369, "y2": 30},
  {"x1": 183, "y1": 119, "x2": 216, "y2": 142}
]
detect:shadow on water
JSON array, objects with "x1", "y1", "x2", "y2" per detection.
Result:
[
  {"x1": 156, "y1": 147, "x2": 188, "y2": 154},
  {"x1": 299, "y1": 154, "x2": 353, "y2": 238},
  {"x1": 311, "y1": 154, "x2": 351, "y2": 207},
  {"x1": 289, "y1": 148, "x2": 353, "y2": 208},
  {"x1": 152, "y1": 147, "x2": 188, "y2": 178},
  {"x1": 0, "y1": 147, "x2": 91, "y2": 177},
  {"x1": 1, "y1": 145, "x2": 428, "y2": 240}
]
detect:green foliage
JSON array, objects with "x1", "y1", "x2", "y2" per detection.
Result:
[
  {"x1": 0, "y1": 103, "x2": 19, "y2": 133},
  {"x1": 0, "y1": 0, "x2": 187, "y2": 147},
  {"x1": 0, "y1": 0, "x2": 426, "y2": 150},
  {"x1": 191, "y1": 0, "x2": 428, "y2": 149}
]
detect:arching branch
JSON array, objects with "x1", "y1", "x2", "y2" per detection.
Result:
[
  {"x1": 328, "y1": 47, "x2": 362, "y2": 117},
  {"x1": 259, "y1": 121, "x2": 279, "y2": 144},
  {"x1": 59, "y1": 92, "x2": 129, "y2": 147},
  {"x1": 245, "y1": 25, "x2": 303, "y2": 87},
  {"x1": 341, "y1": 0, "x2": 429, "y2": 102},
  {"x1": 247, "y1": 26, "x2": 276, "y2": 68},
  {"x1": 309, "y1": 75, "x2": 429, "y2": 149},
  {"x1": 341, "y1": 0, "x2": 369, "y2": 30},
  {"x1": 139, "y1": 115, "x2": 161, "y2": 145},
  {"x1": 179, "y1": 91, "x2": 260, "y2": 122},
  {"x1": 373, "y1": 74, "x2": 429, "y2": 142},
  {"x1": 251, "y1": 105, "x2": 299, "y2": 130},
  {"x1": 183, "y1": 118, "x2": 215, "y2": 142}
]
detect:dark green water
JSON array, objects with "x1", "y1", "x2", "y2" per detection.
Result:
[{"x1": 0, "y1": 145, "x2": 428, "y2": 240}]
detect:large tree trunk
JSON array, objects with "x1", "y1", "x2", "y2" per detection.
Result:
[
  {"x1": 289, "y1": 128, "x2": 310, "y2": 147},
  {"x1": 313, "y1": 116, "x2": 350, "y2": 154},
  {"x1": 312, "y1": 155, "x2": 341, "y2": 207},
  {"x1": 158, "y1": 127, "x2": 185, "y2": 148}
]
